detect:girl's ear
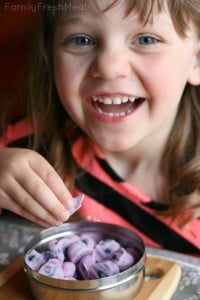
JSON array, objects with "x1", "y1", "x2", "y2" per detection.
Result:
[{"x1": 188, "y1": 44, "x2": 200, "y2": 86}]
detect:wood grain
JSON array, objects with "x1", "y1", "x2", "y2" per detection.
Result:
[
  {"x1": 134, "y1": 256, "x2": 181, "y2": 300},
  {"x1": 0, "y1": 256, "x2": 181, "y2": 300}
]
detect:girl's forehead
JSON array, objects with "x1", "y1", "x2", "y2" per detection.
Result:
[
  {"x1": 55, "y1": 0, "x2": 199, "y2": 39},
  {"x1": 57, "y1": 0, "x2": 165, "y2": 21}
]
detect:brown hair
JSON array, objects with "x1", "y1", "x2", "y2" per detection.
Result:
[{"x1": 21, "y1": 0, "x2": 200, "y2": 225}]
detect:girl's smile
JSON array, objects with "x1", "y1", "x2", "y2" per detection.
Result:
[
  {"x1": 88, "y1": 94, "x2": 145, "y2": 122},
  {"x1": 53, "y1": 0, "x2": 200, "y2": 154}
]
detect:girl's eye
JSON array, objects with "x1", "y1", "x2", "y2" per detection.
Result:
[
  {"x1": 136, "y1": 36, "x2": 158, "y2": 46},
  {"x1": 70, "y1": 36, "x2": 94, "y2": 46}
]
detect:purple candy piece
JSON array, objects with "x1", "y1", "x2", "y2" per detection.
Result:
[
  {"x1": 48, "y1": 235, "x2": 80, "y2": 252},
  {"x1": 126, "y1": 247, "x2": 140, "y2": 262},
  {"x1": 69, "y1": 194, "x2": 84, "y2": 216},
  {"x1": 64, "y1": 276, "x2": 77, "y2": 280},
  {"x1": 38, "y1": 259, "x2": 64, "y2": 279},
  {"x1": 78, "y1": 252, "x2": 96, "y2": 280},
  {"x1": 81, "y1": 236, "x2": 96, "y2": 250},
  {"x1": 94, "y1": 239, "x2": 121, "y2": 262},
  {"x1": 79, "y1": 232, "x2": 102, "y2": 244},
  {"x1": 44, "y1": 249, "x2": 65, "y2": 264},
  {"x1": 25, "y1": 249, "x2": 46, "y2": 271},
  {"x1": 63, "y1": 261, "x2": 76, "y2": 277},
  {"x1": 111, "y1": 247, "x2": 134, "y2": 271},
  {"x1": 89, "y1": 261, "x2": 120, "y2": 279},
  {"x1": 68, "y1": 240, "x2": 93, "y2": 263},
  {"x1": 48, "y1": 239, "x2": 59, "y2": 249}
]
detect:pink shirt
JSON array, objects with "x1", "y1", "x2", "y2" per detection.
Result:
[{"x1": 1, "y1": 118, "x2": 200, "y2": 255}]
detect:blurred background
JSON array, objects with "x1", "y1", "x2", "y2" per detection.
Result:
[{"x1": 0, "y1": 0, "x2": 39, "y2": 125}]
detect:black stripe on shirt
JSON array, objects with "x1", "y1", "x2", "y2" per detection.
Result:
[
  {"x1": 97, "y1": 158, "x2": 168, "y2": 211},
  {"x1": 76, "y1": 171, "x2": 200, "y2": 255},
  {"x1": 96, "y1": 157, "x2": 124, "y2": 182}
]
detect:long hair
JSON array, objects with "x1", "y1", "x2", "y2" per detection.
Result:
[{"x1": 19, "y1": 0, "x2": 200, "y2": 225}]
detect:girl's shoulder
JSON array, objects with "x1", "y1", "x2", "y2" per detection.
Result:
[{"x1": 0, "y1": 117, "x2": 34, "y2": 148}]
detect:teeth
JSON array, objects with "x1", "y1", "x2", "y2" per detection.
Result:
[
  {"x1": 113, "y1": 97, "x2": 122, "y2": 105},
  {"x1": 121, "y1": 96, "x2": 129, "y2": 103},
  {"x1": 104, "y1": 97, "x2": 112, "y2": 105},
  {"x1": 92, "y1": 96, "x2": 138, "y2": 105},
  {"x1": 94, "y1": 102, "x2": 133, "y2": 117},
  {"x1": 98, "y1": 97, "x2": 104, "y2": 103},
  {"x1": 92, "y1": 95, "x2": 143, "y2": 117},
  {"x1": 129, "y1": 96, "x2": 136, "y2": 102}
]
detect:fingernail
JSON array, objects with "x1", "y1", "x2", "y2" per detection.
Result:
[{"x1": 53, "y1": 220, "x2": 63, "y2": 227}]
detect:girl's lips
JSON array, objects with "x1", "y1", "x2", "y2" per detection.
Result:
[{"x1": 90, "y1": 96, "x2": 145, "y2": 118}]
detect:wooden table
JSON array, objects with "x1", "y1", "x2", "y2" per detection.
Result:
[{"x1": 0, "y1": 255, "x2": 181, "y2": 300}]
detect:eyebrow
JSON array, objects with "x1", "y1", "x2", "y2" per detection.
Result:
[
  {"x1": 58, "y1": 13, "x2": 100, "y2": 29},
  {"x1": 57, "y1": 15, "x2": 89, "y2": 24},
  {"x1": 56, "y1": 9, "x2": 174, "y2": 33}
]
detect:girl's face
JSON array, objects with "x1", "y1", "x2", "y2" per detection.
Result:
[{"x1": 53, "y1": 0, "x2": 200, "y2": 153}]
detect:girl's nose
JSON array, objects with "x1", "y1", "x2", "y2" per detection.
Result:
[{"x1": 89, "y1": 48, "x2": 131, "y2": 80}]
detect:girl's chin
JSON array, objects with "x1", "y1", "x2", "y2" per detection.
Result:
[
  {"x1": 89, "y1": 129, "x2": 142, "y2": 152},
  {"x1": 95, "y1": 139, "x2": 136, "y2": 153}
]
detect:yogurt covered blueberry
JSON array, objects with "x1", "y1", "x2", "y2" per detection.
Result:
[{"x1": 25, "y1": 234, "x2": 136, "y2": 280}]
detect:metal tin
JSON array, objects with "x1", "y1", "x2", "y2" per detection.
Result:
[{"x1": 24, "y1": 221, "x2": 145, "y2": 300}]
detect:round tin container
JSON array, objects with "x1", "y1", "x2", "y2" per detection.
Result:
[{"x1": 24, "y1": 221, "x2": 145, "y2": 300}]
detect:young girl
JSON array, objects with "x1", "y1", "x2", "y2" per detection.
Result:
[{"x1": 0, "y1": 0, "x2": 200, "y2": 255}]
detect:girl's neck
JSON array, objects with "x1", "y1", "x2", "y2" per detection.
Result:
[{"x1": 104, "y1": 130, "x2": 169, "y2": 203}]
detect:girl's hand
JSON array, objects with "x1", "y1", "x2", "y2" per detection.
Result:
[{"x1": 0, "y1": 148, "x2": 74, "y2": 227}]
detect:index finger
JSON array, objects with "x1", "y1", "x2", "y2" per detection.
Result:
[{"x1": 29, "y1": 154, "x2": 73, "y2": 209}]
